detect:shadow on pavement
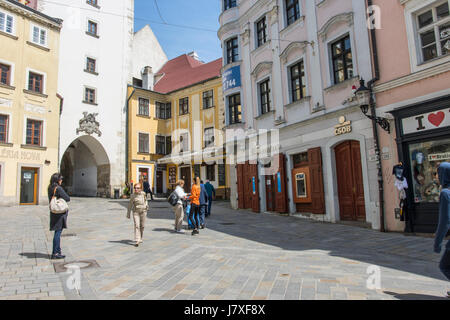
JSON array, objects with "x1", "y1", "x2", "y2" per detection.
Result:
[
  {"x1": 19, "y1": 252, "x2": 51, "y2": 259},
  {"x1": 384, "y1": 291, "x2": 448, "y2": 300},
  {"x1": 152, "y1": 228, "x2": 176, "y2": 233},
  {"x1": 108, "y1": 240, "x2": 136, "y2": 246}
]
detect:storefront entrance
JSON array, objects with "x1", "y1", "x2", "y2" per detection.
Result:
[
  {"x1": 156, "y1": 171, "x2": 163, "y2": 194},
  {"x1": 236, "y1": 161, "x2": 260, "y2": 213},
  {"x1": 335, "y1": 141, "x2": 366, "y2": 222},
  {"x1": 20, "y1": 167, "x2": 38, "y2": 205}
]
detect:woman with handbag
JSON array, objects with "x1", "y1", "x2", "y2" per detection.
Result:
[
  {"x1": 47, "y1": 173, "x2": 70, "y2": 260},
  {"x1": 127, "y1": 183, "x2": 149, "y2": 247}
]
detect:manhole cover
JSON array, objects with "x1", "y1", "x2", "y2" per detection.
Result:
[{"x1": 53, "y1": 259, "x2": 100, "y2": 273}]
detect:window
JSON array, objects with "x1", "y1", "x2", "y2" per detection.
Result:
[
  {"x1": 204, "y1": 127, "x2": 215, "y2": 148},
  {"x1": 180, "y1": 133, "x2": 189, "y2": 152},
  {"x1": 218, "y1": 163, "x2": 226, "y2": 186},
  {"x1": 156, "y1": 135, "x2": 166, "y2": 155},
  {"x1": 166, "y1": 136, "x2": 172, "y2": 155},
  {"x1": 228, "y1": 93, "x2": 241, "y2": 124},
  {"x1": 28, "y1": 72, "x2": 43, "y2": 93},
  {"x1": 290, "y1": 61, "x2": 306, "y2": 102},
  {"x1": 295, "y1": 173, "x2": 307, "y2": 198},
  {"x1": 416, "y1": 2, "x2": 450, "y2": 62},
  {"x1": 84, "y1": 87, "x2": 96, "y2": 104},
  {"x1": 226, "y1": 37, "x2": 239, "y2": 64},
  {"x1": 256, "y1": 17, "x2": 267, "y2": 47},
  {"x1": 0, "y1": 115, "x2": 8, "y2": 143},
  {"x1": 87, "y1": 20, "x2": 98, "y2": 36},
  {"x1": 86, "y1": 57, "x2": 96, "y2": 73},
  {"x1": 206, "y1": 165, "x2": 215, "y2": 182},
  {"x1": 156, "y1": 102, "x2": 171, "y2": 119},
  {"x1": 132, "y1": 78, "x2": 143, "y2": 88},
  {"x1": 0, "y1": 11, "x2": 14, "y2": 34},
  {"x1": 331, "y1": 35, "x2": 353, "y2": 84},
  {"x1": 0, "y1": 64, "x2": 11, "y2": 86},
  {"x1": 408, "y1": 137, "x2": 450, "y2": 203},
  {"x1": 293, "y1": 152, "x2": 308, "y2": 166},
  {"x1": 259, "y1": 79, "x2": 271, "y2": 114},
  {"x1": 223, "y1": 0, "x2": 237, "y2": 11},
  {"x1": 203, "y1": 90, "x2": 214, "y2": 109},
  {"x1": 138, "y1": 98, "x2": 149, "y2": 116},
  {"x1": 179, "y1": 97, "x2": 189, "y2": 115},
  {"x1": 139, "y1": 133, "x2": 149, "y2": 153},
  {"x1": 26, "y1": 119, "x2": 42, "y2": 146},
  {"x1": 31, "y1": 25, "x2": 47, "y2": 46},
  {"x1": 285, "y1": 0, "x2": 300, "y2": 26}
]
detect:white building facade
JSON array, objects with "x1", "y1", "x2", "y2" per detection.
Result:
[
  {"x1": 36, "y1": 0, "x2": 167, "y2": 196},
  {"x1": 219, "y1": 0, "x2": 384, "y2": 230}
]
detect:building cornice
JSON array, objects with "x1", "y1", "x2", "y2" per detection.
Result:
[{"x1": 0, "y1": 0, "x2": 62, "y2": 30}]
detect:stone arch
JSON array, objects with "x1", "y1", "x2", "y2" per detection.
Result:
[{"x1": 60, "y1": 135, "x2": 110, "y2": 197}]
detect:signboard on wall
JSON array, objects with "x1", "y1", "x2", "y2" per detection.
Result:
[
  {"x1": 168, "y1": 167, "x2": 176, "y2": 185},
  {"x1": 402, "y1": 107, "x2": 450, "y2": 135},
  {"x1": 222, "y1": 66, "x2": 241, "y2": 92}
]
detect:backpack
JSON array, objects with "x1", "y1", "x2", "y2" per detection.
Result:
[{"x1": 168, "y1": 191, "x2": 179, "y2": 207}]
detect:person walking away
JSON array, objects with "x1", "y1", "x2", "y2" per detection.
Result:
[
  {"x1": 204, "y1": 180, "x2": 215, "y2": 217},
  {"x1": 47, "y1": 173, "x2": 70, "y2": 259},
  {"x1": 199, "y1": 180, "x2": 208, "y2": 229},
  {"x1": 174, "y1": 180, "x2": 188, "y2": 233},
  {"x1": 143, "y1": 177, "x2": 154, "y2": 201},
  {"x1": 190, "y1": 177, "x2": 201, "y2": 235},
  {"x1": 434, "y1": 162, "x2": 450, "y2": 298},
  {"x1": 127, "y1": 183, "x2": 148, "y2": 247}
]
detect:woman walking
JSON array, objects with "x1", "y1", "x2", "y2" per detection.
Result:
[
  {"x1": 173, "y1": 180, "x2": 188, "y2": 233},
  {"x1": 47, "y1": 173, "x2": 70, "y2": 260},
  {"x1": 189, "y1": 177, "x2": 201, "y2": 236},
  {"x1": 127, "y1": 183, "x2": 149, "y2": 247}
]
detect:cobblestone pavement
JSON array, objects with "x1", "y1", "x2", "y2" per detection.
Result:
[{"x1": 0, "y1": 197, "x2": 448, "y2": 300}]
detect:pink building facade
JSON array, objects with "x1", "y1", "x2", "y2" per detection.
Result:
[{"x1": 372, "y1": 0, "x2": 450, "y2": 233}]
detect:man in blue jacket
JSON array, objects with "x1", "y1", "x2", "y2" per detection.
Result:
[
  {"x1": 204, "y1": 180, "x2": 215, "y2": 217},
  {"x1": 199, "y1": 180, "x2": 208, "y2": 229},
  {"x1": 434, "y1": 162, "x2": 450, "y2": 298}
]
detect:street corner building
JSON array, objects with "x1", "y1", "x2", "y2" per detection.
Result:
[
  {"x1": 218, "y1": 0, "x2": 381, "y2": 228},
  {"x1": 127, "y1": 53, "x2": 231, "y2": 198},
  {"x1": 0, "y1": 0, "x2": 62, "y2": 206}
]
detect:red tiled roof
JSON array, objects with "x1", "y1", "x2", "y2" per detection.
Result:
[{"x1": 153, "y1": 55, "x2": 222, "y2": 94}]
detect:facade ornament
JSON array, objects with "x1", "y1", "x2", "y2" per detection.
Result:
[
  {"x1": 317, "y1": 12, "x2": 354, "y2": 42},
  {"x1": 76, "y1": 112, "x2": 102, "y2": 137},
  {"x1": 269, "y1": 5, "x2": 279, "y2": 25},
  {"x1": 241, "y1": 28, "x2": 250, "y2": 45}
]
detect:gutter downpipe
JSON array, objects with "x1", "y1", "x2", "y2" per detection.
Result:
[
  {"x1": 367, "y1": 0, "x2": 385, "y2": 232},
  {"x1": 56, "y1": 93, "x2": 64, "y2": 170},
  {"x1": 126, "y1": 87, "x2": 136, "y2": 186}
]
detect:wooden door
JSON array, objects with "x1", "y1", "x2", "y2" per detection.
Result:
[
  {"x1": 180, "y1": 167, "x2": 191, "y2": 194},
  {"x1": 237, "y1": 164, "x2": 245, "y2": 209},
  {"x1": 274, "y1": 154, "x2": 288, "y2": 213},
  {"x1": 156, "y1": 171, "x2": 163, "y2": 194},
  {"x1": 20, "y1": 168, "x2": 38, "y2": 205},
  {"x1": 335, "y1": 141, "x2": 366, "y2": 221},
  {"x1": 249, "y1": 163, "x2": 260, "y2": 213},
  {"x1": 265, "y1": 175, "x2": 275, "y2": 212},
  {"x1": 243, "y1": 162, "x2": 252, "y2": 209}
]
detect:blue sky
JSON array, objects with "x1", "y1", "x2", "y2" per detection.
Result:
[{"x1": 134, "y1": 0, "x2": 222, "y2": 63}]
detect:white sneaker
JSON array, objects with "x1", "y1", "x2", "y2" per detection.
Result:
[{"x1": 176, "y1": 230, "x2": 185, "y2": 234}]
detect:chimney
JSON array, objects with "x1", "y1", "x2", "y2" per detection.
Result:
[
  {"x1": 141, "y1": 66, "x2": 154, "y2": 91},
  {"x1": 188, "y1": 51, "x2": 200, "y2": 61}
]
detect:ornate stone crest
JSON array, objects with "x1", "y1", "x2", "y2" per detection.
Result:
[{"x1": 76, "y1": 112, "x2": 102, "y2": 137}]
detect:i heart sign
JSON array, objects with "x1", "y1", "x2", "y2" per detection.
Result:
[{"x1": 428, "y1": 112, "x2": 445, "y2": 127}]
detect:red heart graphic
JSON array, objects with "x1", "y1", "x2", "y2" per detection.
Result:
[{"x1": 428, "y1": 112, "x2": 445, "y2": 127}]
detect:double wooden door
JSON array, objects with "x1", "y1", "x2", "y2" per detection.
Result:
[
  {"x1": 236, "y1": 162, "x2": 260, "y2": 213},
  {"x1": 335, "y1": 141, "x2": 366, "y2": 221}
]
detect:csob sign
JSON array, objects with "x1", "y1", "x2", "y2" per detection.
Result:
[
  {"x1": 402, "y1": 107, "x2": 450, "y2": 135},
  {"x1": 222, "y1": 66, "x2": 241, "y2": 92}
]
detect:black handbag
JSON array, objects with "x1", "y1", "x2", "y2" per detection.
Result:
[{"x1": 167, "y1": 192, "x2": 179, "y2": 207}]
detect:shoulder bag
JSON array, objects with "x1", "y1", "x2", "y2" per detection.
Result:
[{"x1": 50, "y1": 187, "x2": 68, "y2": 214}]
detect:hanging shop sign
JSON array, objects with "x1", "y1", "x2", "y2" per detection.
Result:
[
  {"x1": 222, "y1": 65, "x2": 241, "y2": 92},
  {"x1": 334, "y1": 116, "x2": 352, "y2": 136},
  {"x1": 402, "y1": 107, "x2": 450, "y2": 135}
]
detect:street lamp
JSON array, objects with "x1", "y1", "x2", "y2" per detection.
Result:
[{"x1": 355, "y1": 78, "x2": 390, "y2": 133}]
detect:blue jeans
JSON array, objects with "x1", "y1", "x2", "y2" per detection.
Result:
[
  {"x1": 440, "y1": 249, "x2": 450, "y2": 281},
  {"x1": 52, "y1": 229, "x2": 62, "y2": 255},
  {"x1": 199, "y1": 205, "x2": 206, "y2": 225},
  {"x1": 189, "y1": 204, "x2": 200, "y2": 229},
  {"x1": 206, "y1": 196, "x2": 213, "y2": 216}
]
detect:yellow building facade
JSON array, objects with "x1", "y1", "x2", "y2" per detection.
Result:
[
  {"x1": 127, "y1": 70, "x2": 230, "y2": 198},
  {"x1": 0, "y1": 0, "x2": 62, "y2": 205}
]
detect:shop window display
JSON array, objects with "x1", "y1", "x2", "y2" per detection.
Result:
[{"x1": 409, "y1": 138, "x2": 450, "y2": 203}]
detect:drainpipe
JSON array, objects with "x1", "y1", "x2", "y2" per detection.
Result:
[
  {"x1": 56, "y1": 93, "x2": 64, "y2": 170},
  {"x1": 126, "y1": 87, "x2": 136, "y2": 185},
  {"x1": 367, "y1": 0, "x2": 385, "y2": 232}
]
